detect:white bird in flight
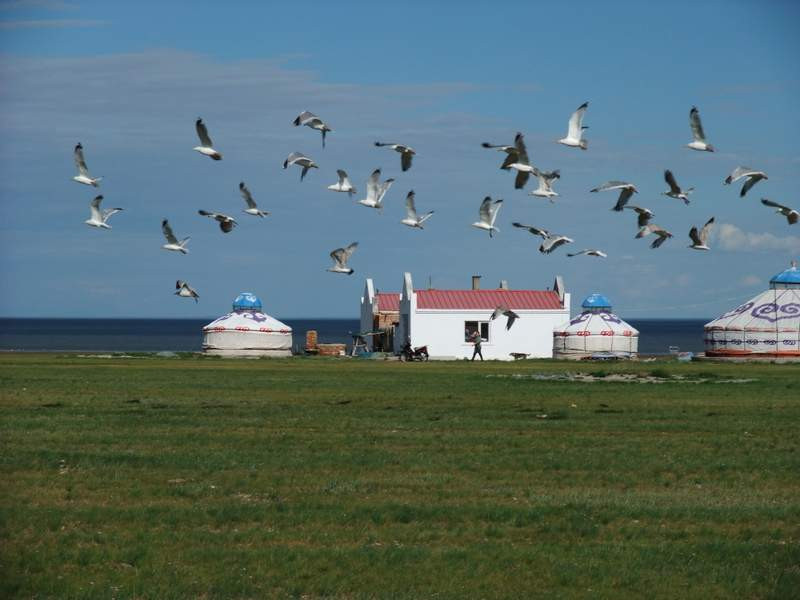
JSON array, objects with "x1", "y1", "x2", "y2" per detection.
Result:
[
  {"x1": 193, "y1": 118, "x2": 222, "y2": 160},
  {"x1": 327, "y1": 169, "x2": 357, "y2": 197},
  {"x1": 175, "y1": 280, "x2": 199, "y2": 303},
  {"x1": 72, "y1": 143, "x2": 102, "y2": 187},
  {"x1": 558, "y1": 102, "x2": 589, "y2": 150},
  {"x1": 293, "y1": 111, "x2": 333, "y2": 148},
  {"x1": 760, "y1": 198, "x2": 798, "y2": 225},
  {"x1": 481, "y1": 137, "x2": 520, "y2": 170},
  {"x1": 636, "y1": 224, "x2": 673, "y2": 248},
  {"x1": 724, "y1": 166, "x2": 768, "y2": 197},
  {"x1": 505, "y1": 133, "x2": 535, "y2": 189},
  {"x1": 687, "y1": 106, "x2": 714, "y2": 152},
  {"x1": 358, "y1": 168, "x2": 395, "y2": 210},
  {"x1": 198, "y1": 210, "x2": 237, "y2": 233},
  {"x1": 85, "y1": 195, "x2": 122, "y2": 229},
  {"x1": 374, "y1": 142, "x2": 415, "y2": 171},
  {"x1": 401, "y1": 190, "x2": 434, "y2": 229},
  {"x1": 472, "y1": 197, "x2": 503, "y2": 237},
  {"x1": 512, "y1": 222, "x2": 574, "y2": 254},
  {"x1": 567, "y1": 249, "x2": 607, "y2": 258},
  {"x1": 491, "y1": 306, "x2": 520, "y2": 330},
  {"x1": 689, "y1": 217, "x2": 715, "y2": 250},
  {"x1": 283, "y1": 152, "x2": 318, "y2": 181},
  {"x1": 528, "y1": 168, "x2": 561, "y2": 201},
  {"x1": 161, "y1": 220, "x2": 190, "y2": 254},
  {"x1": 626, "y1": 206, "x2": 655, "y2": 227},
  {"x1": 591, "y1": 181, "x2": 638, "y2": 212},
  {"x1": 663, "y1": 170, "x2": 693, "y2": 204},
  {"x1": 239, "y1": 182, "x2": 269, "y2": 218},
  {"x1": 328, "y1": 242, "x2": 358, "y2": 275}
]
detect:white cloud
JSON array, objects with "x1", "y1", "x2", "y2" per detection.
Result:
[{"x1": 715, "y1": 223, "x2": 800, "y2": 252}]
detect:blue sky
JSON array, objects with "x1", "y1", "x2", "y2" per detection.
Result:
[{"x1": 1, "y1": 0, "x2": 798, "y2": 319}]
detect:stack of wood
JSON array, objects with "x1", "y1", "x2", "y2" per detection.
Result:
[
  {"x1": 305, "y1": 330, "x2": 318, "y2": 354},
  {"x1": 317, "y1": 343, "x2": 346, "y2": 357}
]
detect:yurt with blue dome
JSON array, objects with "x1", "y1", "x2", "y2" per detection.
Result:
[
  {"x1": 553, "y1": 293, "x2": 638, "y2": 359},
  {"x1": 202, "y1": 292, "x2": 292, "y2": 357},
  {"x1": 704, "y1": 263, "x2": 800, "y2": 359}
]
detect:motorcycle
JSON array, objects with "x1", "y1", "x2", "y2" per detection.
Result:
[{"x1": 400, "y1": 342, "x2": 429, "y2": 362}]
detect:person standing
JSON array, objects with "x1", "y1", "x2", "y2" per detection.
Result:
[{"x1": 471, "y1": 331, "x2": 483, "y2": 361}]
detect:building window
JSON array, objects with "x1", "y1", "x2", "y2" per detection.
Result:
[{"x1": 464, "y1": 321, "x2": 489, "y2": 342}]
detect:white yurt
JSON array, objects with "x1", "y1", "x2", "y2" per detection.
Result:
[
  {"x1": 202, "y1": 292, "x2": 292, "y2": 357},
  {"x1": 703, "y1": 263, "x2": 800, "y2": 359},
  {"x1": 553, "y1": 293, "x2": 638, "y2": 359}
]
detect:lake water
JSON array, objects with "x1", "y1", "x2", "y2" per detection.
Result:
[{"x1": 0, "y1": 318, "x2": 709, "y2": 355}]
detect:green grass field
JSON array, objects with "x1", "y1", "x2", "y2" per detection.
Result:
[{"x1": 1, "y1": 353, "x2": 799, "y2": 599}]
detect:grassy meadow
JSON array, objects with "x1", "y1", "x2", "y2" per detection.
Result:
[{"x1": 1, "y1": 353, "x2": 799, "y2": 599}]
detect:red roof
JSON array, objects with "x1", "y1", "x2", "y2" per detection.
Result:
[
  {"x1": 376, "y1": 292, "x2": 400, "y2": 312},
  {"x1": 415, "y1": 289, "x2": 562, "y2": 310}
]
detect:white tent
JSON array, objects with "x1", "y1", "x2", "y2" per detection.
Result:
[
  {"x1": 202, "y1": 292, "x2": 292, "y2": 357},
  {"x1": 704, "y1": 263, "x2": 800, "y2": 359},
  {"x1": 553, "y1": 293, "x2": 638, "y2": 359}
]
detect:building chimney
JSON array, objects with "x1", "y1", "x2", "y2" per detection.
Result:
[
  {"x1": 471, "y1": 275, "x2": 481, "y2": 290},
  {"x1": 499, "y1": 280, "x2": 509, "y2": 290}
]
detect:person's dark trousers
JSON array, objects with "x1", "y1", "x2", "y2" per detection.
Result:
[{"x1": 471, "y1": 347, "x2": 483, "y2": 361}]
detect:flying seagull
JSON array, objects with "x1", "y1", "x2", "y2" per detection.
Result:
[
  {"x1": 193, "y1": 118, "x2": 222, "y2": 160},
  {"x1": 590, "y1": 181, "x2": 638, "y2": 211},
  {"x1": 374, "y1": 142, "x2": 415, "y2": 171},
  {"x1": 328, "y1": 242, "x2": 358, "y2": 275},
  {"x1": 512, "y1": 222, "x2": 574, "y2": 254},
  {"x1": 481, "y1": 138, "x2": 520, "y2": 170},
  {"x1": 175, "y1": 280, "x2": 199, "y2": 303},
  {"x1": 491, "y1": 306, "x2": 520, "y2": 330},
  {"x1": 72, "y1": 143, "x2": 102, "y2": 187},
  {"x1": 724, "y1": 167, "x2": 768, "y2": 197},
  {"x1": 636, "y1": 224, "x2": 673, "y2": 249},
  {"x1": 161, "y1": 219, "x2": 190, "y2": 254},
  {"x1": 567, "y1": 249, "x2": 607, "y2": 258},
  {"x1": 558, "y1": 102, "x2": 589, "y2": 150},
  {"x1": 528, "y1": 168, "x2": 561, "y2": 201},
  {"x1": 472, "y1": 197, "x2": 503, "y2": 237},
  {"x1": 689, "y1": 217, "x2": 715, "y2": 250},
  {"x1": 358, "y1": 168, "x2": 395, "y2": 210},
  {"x1": 198, "y1": 210, "x2": 237, "y2": 233},
  {"x1": 687, "y1": 106, "x2": 714, "y2": 152},
  {"x1": 506, "y1": 133, "x2": 535, "y2": 189},
  {"x1": 401, "y1": 190, "x2": 434, "y2": 229},
  {"x1": 626, "y1": 206, "x2": 655, "y2": 227},
  {"x1": 293, "y1": 111, "x2": 333, "y2": 148},
  {"x1": 327, "y1": 169, "x2": 356, "y2": 197},
  {"x1": 663, "y1": 170, "x2": 693, "y2": 204},
  {"x1": 85, "y1": 195, "x2": 122, "y2": 229},
  {"x1": 283, "y1": 152, "x2": 318, "y2": 181},
  {"x1": 760, "y1": 198, "x2": 799, "y2": 225},
  {"x1": 239, "y1": 182, "x2": 269, "y2": 217}
]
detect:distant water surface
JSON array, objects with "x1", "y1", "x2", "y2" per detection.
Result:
[{"x1": 0, "y1": 318, "x2": 708, "y2": 354}]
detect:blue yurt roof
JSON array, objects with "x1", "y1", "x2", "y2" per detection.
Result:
[
  {"x1": 232, "y1": 292, "x2": 262, "y2": 311},
  {"x1": 770, "y1": 264, "x2": 800, "y2": 286},
  {"x1": 582, "y1": 293, "x2": 612, "y2": 309}
]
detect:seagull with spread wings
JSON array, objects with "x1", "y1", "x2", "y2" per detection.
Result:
[
  {"x1": 161, "y1": 220, "x2": 190, "y2": 254},
  {"x1": 689, "y1": 217, "x2": 715, "y2": 250},
  {"x1": 512, "y1": 222, "x2": 573, "y2": 254},
  {"x1": 283, "y1": 152, "x2": 318, "y2": 181},
  {"x1": 724, "y1": 167, "x2": 768, "y2": 197},
  {"x1": 327, "y1": 169, "x2": 356, "y2": 196},
  {"x1": 293, "y1": 111, "x2": 333, "y2": 148},
  {"x1": 558, "y1": 102, "x2": 589, "y2": 149},
  {"x1": 358, "y1": 168, "x2": 395, "y2": 210},
  {"x1": 626, "y1": 206, "x2": 655, "y2": 227},
  {"x1": 239, "y1": 182, "x2": 269, "y2": 218},
  {"x1": 567, "y1": 249, "x2": 607, "y2": 258},
  {"x1": 401, "y1": 191, "x2": 434, "y2": 229},
  {"x1": 529, "y1": 168, "x2": 561, "y2": 201},
  {"x1": 84, "y1": 195, "x2": 122, "y2": 229},
  {"x1": 491, "y1": 306, "x2": 520, "y2": 331},
  {"x1": 472, "y1": 197, "x2": 503, "y2": 237},
  {"x1": 175, "y1": 280, "x2": 199, "y2": 303},
  {"x1": 374, "y1": 142, "x2": 415, "y2": 171},
  {"x1": 193, "y1": 118, "x2": 222, "y2": 160},
  {"x1": 636, "y1": 224, "x2": 673, "y2": 249},
  {"x1": 198, "y1": 210, "x2": 237, "y2": 233},
  {"x1": 505, "y1": 133, "x2": 536, "y2": 189},
  {"x1": 72, "y1": 143, "x2": 102, "y2": 187},
  {"x1": 687, "y1": 106, "x2": 714, "y2": 152},
  {"x1": 760, "y1": 199, "x2": 798, "y2": 225},
  {"x1": 327, "y1": 242, "x2": 358, "y2": 275},
  {"x1": 663, "y1": 170, "x2": 693, "y2": 204},
  {"x1": 591, "y1": 181, "x2": 638, "y2": 211}
]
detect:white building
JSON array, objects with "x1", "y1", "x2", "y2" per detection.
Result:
[
  {"x1": 202, "y1": 292, "x2": 292, "y2": 357},
  {"x1": 553, "y1": 293, "x2": 638, "y2": 359},
  {"x1": 704, "y1": 263, "x2": 800, "y2": 359},
  {"x1": 394, "y1": 273, "x2": 570, "y2": 360}
]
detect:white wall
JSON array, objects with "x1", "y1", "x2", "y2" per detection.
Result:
[{"x1": 360, "y1": 279, "x2": 376, "y2": 350}]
